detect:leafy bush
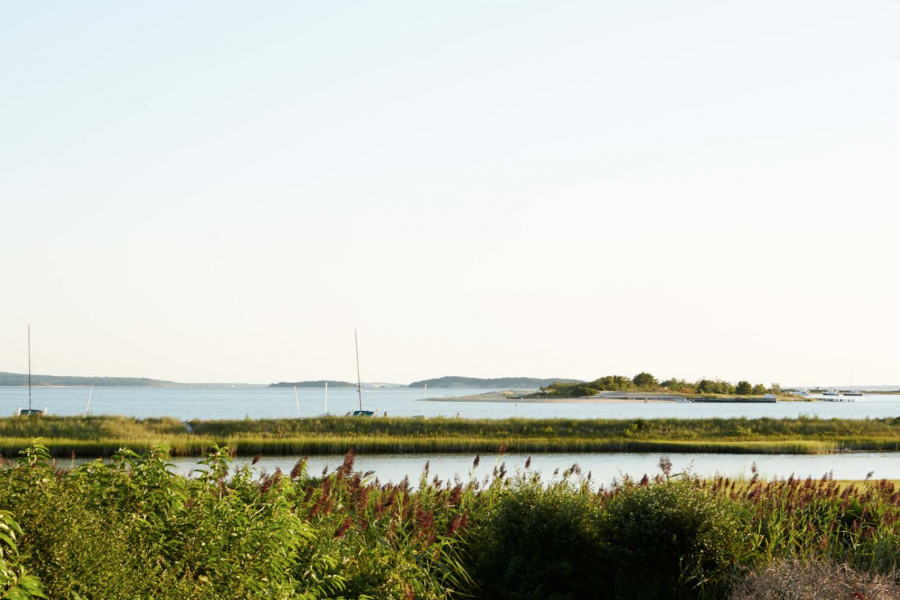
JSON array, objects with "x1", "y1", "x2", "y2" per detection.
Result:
[
  {"x1": 0, "y1": 511, "x2": 44, "y2": 599},
  {"x1": 599, "y1": 474, "x2": 747, "y2": 599},
  {"x1": 0, "y1": 443, "x2": 470, "y2": 599},
  {"x1": 467, "y1": 479, "x2": 604, "y2": 600}
]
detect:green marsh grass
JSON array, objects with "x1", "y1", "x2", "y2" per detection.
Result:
[{"x1": 2, "y1": 415, "x2": 900, "y2": 457}]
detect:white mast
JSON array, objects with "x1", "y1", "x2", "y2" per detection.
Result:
[
  {"x1": 84, "y1": 385, "x2": 94, "y2": 416},
  {"x1": 293, "y1": 386, "x2": 301, "y2": 417},
  {"x1": 422, "y1": 383, "x2": 427, "y2": 416},
  {"x1": 324, "y1": 381, "x2": 328, "y2": 414},
  {"x1": 27, "y1": 324, "x2": 32, "y2": 412},
  {"x1": 355, "y1": 330, "x2": 363, "y2": 412}
]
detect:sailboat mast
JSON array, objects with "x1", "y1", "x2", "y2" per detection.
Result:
[
  {"x1": 27, "y1": 324, "x2": 32, "y2": 411},
  {"x1": 84, "y1": 386, "x2": 93, "y2": 417},
  {"x1": 355, "y1": 330, "x2": 362, "y2": 412},
  {"x1": 325, "y1": 381, "x2": 328, "y2": 414}
]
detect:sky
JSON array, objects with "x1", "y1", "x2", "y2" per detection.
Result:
[{"x1": 1, "y1": 1, "x2": 899, "y2": 386}]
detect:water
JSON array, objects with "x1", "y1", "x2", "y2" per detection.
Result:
[
  {"x1": 95, "y1": 452, "x2": 900, "y2": 486},
  {"x1": 11, "y1": 386, "x2": 897, "y2": 485},
  {"x1": 2, "y1": 386, "x2": 900, "y2": 421}
]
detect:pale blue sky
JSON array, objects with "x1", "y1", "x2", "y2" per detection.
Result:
[{"x1": 2, "y1": 1, "x2": 899, "y2": 385}]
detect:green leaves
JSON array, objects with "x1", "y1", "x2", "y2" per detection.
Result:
[
  {"x1": 0, "y1": 444, "x2": 473, "y2": 599},
  {"x1": 4, "y1": 441, "x2": 899, "y2": 600},
  {"x1": 0, "y1": 511, "x2": 45, "y2": 599}
]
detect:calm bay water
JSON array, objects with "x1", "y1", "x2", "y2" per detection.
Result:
[
  {"x1": 8, "y1": 386, "x2": 899, "y2": 483},
  {"x1": 95, "y1": 451, "x2": 900, "y2": 486},
  {"x1": 1, "y1": 386, "x2": 899, "y2": 421}
]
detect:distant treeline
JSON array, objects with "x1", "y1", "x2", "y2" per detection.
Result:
[
  {"x1": 542, "y1": 373, "x2": 781, "y2": 397},
  {"x1": 0, "y1": 372, "x2": 175, "y2": 387},
  {"x1": 269, "y1": 381, "x2": 357, "y2": 388},
  {"x1": 408, "y1": 376, "x2": 581, "y2": 389}
]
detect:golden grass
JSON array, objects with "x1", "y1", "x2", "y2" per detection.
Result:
[{"x1": 1, "y1": 415, "x2": 899, "y2": 457}]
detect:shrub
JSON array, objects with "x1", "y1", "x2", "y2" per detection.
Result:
[
  {"x1": 0, "y1": 511, "x2": 44, "y2": 599},
  {"x1": 600, "y1": 476, "x2": 747, "y2": 599},
  {"x1": 0, "y1": 443, "x2": 474, "y2": 599},
  {"x1": 467, "y1": 480, "x2": 604, "y2": 600}
]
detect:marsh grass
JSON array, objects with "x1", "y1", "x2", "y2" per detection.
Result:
[{"x1": 1, "y1": 415, "x2": 900, "y2": 457}]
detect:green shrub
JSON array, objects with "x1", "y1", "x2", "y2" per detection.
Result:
[
  {"x1": 0, "y1": 511, "x2": 44, "y2": 599},
  {"x1": 467, "y1": 479, "x2": 604, "y2": 600},
  {"x1": 600, "y1": 476, "x2": 747, "y2": 599},
  {"x1": 0, "y1": 443, "x2": 474, "y2": 599}
]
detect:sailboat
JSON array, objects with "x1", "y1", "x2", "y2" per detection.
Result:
[
  {"x1": 844, "y1": 368, "x2": 864, "y2": 397},
  {"x1": 16, "y1": 325, "x2": 47, "y2": 416},
  {"x1": 348, "y1": 330, "x2": 374, "y2": 417},
  {"x1": 412, "y1": 383, "x2": 427, "y2": 419},
  {"x1": 311, "y1": 382, "x2": 331, "y2": 418}
]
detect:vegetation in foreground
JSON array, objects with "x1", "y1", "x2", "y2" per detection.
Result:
[
  {"x1": 731, "y1": 558, "x2": 900, "y2": 599},
  {"x1": 2, "y1": 444, "x2": 900, "y2": 599},
  {"x1": 2, "y1": 415, "x2": 900, "y2": 457}
]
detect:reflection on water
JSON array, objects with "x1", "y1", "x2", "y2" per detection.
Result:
[{"x1": 68, "y1": 451, "x2": 900, "y2": 487}]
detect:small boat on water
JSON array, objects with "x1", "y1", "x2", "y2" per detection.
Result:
[
  {"x1": 16, "y1": 325, "x2": 47, "y2": 417},
  {"x1": 843, "y1": 369, "x2": 864, "y2": 397},
  {"x1": 820, "y1": 388, "x2": 855, "y2": 402},
  {"x1": 349, "y1": 410, "x2": 375, "y2": 417},
  {"x1": 347, "y1": 330, "x2": 375, "y2": 417},
  {"x1": 312, "y1": 382, "x2": 331, "y2": 417}
]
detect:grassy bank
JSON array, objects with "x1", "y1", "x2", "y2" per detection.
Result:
[{"x1": 3, "y1": 415, "x2": 900, "y2": 457}]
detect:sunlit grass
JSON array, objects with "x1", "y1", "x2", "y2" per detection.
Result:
[{"x1": 1, "y1": 415, "x2": 899, "y2": 457}]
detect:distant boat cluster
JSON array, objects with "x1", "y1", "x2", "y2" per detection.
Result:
[{"x1": 791, "y1": 388, "x2": 862, "y2": 402}]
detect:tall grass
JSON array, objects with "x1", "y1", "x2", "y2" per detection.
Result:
[
  {"x1": 187, "y1": 415, "x2": 900, "y2": 440},
  {"x1": 2, "y1": 415, "x2": 900, "y2": 457},
  {"x1": 0, "y1": 435, "x2": 849, "y2": 458}
]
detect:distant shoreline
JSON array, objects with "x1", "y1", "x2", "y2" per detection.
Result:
[
  {"x1": 426, "y1": 391, "x2": 802, "y2": 404},
  {"x1": 0, "y1": 384, "x2": 264, "y2": 389},
  {"x1": 427, "y1": 391, "x2": 678, "y2": 404}
]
